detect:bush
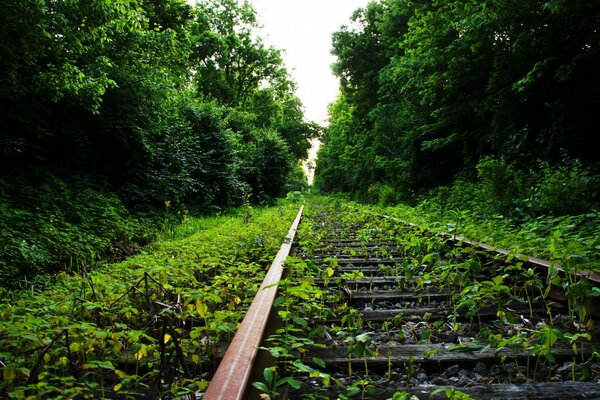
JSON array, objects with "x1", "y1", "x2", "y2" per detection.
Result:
[
  {"x1": 285, "y1": 164, "x2": 309, "y2": 193},
  {"x1": 0, "y1": 170, "x2": 155, "y2": 287},
  {"x1": 421, "y1": 156, "x2": 600, "y2": 219},
  {"x1": 528, "y1": 159, "x2": 600, "y2": 215},
  {"x1": 366, "y1": 183, "x2": 404, "y2": 206},
  {"x1": 237, "y1": 128, "x2": 293, "y2": 203},
  {"x1": 475, "y1": 157, "x2": 526, "y2": 214}
]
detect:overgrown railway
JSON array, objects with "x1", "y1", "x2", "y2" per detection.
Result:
[{"x1": 203, "y1": 202, "x2": 600, "y2": 399}]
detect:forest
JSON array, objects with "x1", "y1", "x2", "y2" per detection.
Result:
[
  {"x1": 315, "y1": 0, "x2": 600, "y2": 218},
  {"x1": 0, "y1": 0, "x2": 318, "y2": 286},
  {"x1": 2, "y1": 0, "x2": 600, "y2": 398}
]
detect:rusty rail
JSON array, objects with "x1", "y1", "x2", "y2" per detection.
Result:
[
  {"x1": 203, "y1": 205, "x2": 304, "y2": 400},
  {"x1": 380, "y1": 213, "x2": 600, "y2": 284}
]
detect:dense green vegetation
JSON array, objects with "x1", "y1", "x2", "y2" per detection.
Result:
[
  {"x1": 315, "y1": 0, "x2": 600, "y2": 216},
  {"x1": 2, "y1": 0, "x2": 599, "y2": 397},
  {"x1": 0, "y1": 0, "x2": 317, "y2": 286},
  {"x1": 1, "y1": 195, "x2": 598, "y2": 398},
  {"x1": 255, "y1": 197, "x2": 600, "y2": 398},
  {"x1": 0, "y1": 202, "x2": 300, "y2": 398}
]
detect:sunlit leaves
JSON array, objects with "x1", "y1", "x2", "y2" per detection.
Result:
[{"x1": 0, "y1": 204, "x2": 299, "y2": 396}]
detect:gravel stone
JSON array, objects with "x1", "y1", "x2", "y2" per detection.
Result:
[
  {"x1": 473, "y1": 362, "x2": 487, "y2": 375},
  {"x1": 431, "y1": 376, "x2": 449, "y2": 385},
  {"x1": 489, "y1": 364, "x2": 503, "y2": 376},
  {"x1": 416, "y1": 372, "x2": 429, "y2": 383},
  {"x1": 443, "y1": 364, "x2": 460, "y2": 377},
  {"x1": 556, "y1": 363, "x2": 574, "y2": 378},
  {"x1": 456, "y1": 375, "x2": 473, "y2": 387}
]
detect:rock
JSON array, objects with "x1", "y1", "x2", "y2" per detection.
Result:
[
  {"x1": 377, "y1": 377, "x2": 389, "y2": 385},
  {"x1": 473, "y1": 362, "x2": 487, "y2": 375},
  {"x1": 489, "y1": 364, "x2": 503, "y2": 376},
  {"x1": 556, "y1": 362, "x2": 574, "y2": 378},
  {"x1": 443, "y1": 364, "x2": 460, "y2": 377},
  {"x1": 431, "y1": 376, "x2": 449, "y2": 385},
  {"x1": 416, "y1": 372, "x2": 429, "y2": 384},
  {"x1": 440, "y1": 331, "x2": 458, "y2": 342},
  {"x1": 504, "y1": 362, "x2": 516, "y2": 373},
  {"x1": 515, "y1": 373, "x2": 527, "y2": 383},
  {"x1": 456, "y1": 375, "x2": 472, "y2": 387}
]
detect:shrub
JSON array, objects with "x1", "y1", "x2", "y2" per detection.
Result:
[
  {"x1": 528, "y1": 159, "x2": 600, "y2": 216},
  {"x1": 421, "y1": 155, "x2": 600, "y2": 219},
  {"x1": 366, "y1": 183, "x2": 404, "y2": 206},
  {"x1": 0, "y1": 170, "x2": 155, "y2": 287},
  {"x1": 285, "y1": 163, "x2": 309, "y2": 193}
]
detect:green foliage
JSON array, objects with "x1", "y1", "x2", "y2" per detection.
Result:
[
  {"x1": 424, "y1": 156, "x2": 600, "y2": 218},
  {"x1": 0, "y1": 203, "x2": 299, "y2": 397},
  {"x1": 316, "y1": 0, "x2": 600, "y2": 205},
  {"x1": 0, "y1": 171, "x2": 154, "y2": 287},
  {"x1": 144, "y1": 96, "x2": 241, "y2": 208},
  {"x1": 285, "y1": 164, "x2": 309, "y2": 194},
  {"x1": 529, "y1": 159, "x2": 600, "y2": 216},
  {"x1": 0, "y1": 0, "x2": 317, "y2": 282},
  {"x1": 192, "y1": 0, "x2": 286, "y2": 108},
  {"x1": 235, "y1": 127, "x2": 293, "y2": 202}
]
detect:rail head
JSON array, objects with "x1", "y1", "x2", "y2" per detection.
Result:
[
  {"x1": 203, "y1": 205, "x2": 304, "y2": 400},
  {"x1": 379, "y1": 212, "x2": 600, "y2": 284}
]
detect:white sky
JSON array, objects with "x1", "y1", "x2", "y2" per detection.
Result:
[{"x1": 251, "y1": 0, "x2": 371, "y2": 125}]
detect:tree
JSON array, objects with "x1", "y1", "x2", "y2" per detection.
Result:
[
  {"x1": 192, "y1": 0, "x2": 288, "y2": 108},
  {"x1": 316, "y1": 0, "x2": 600, "y2": 201}
]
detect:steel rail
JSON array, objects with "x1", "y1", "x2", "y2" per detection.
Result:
[
  {"x1": 203, "y1": 205, "x2": 304, "y2": 400},
  {"x1": 379, "y1": 213, "x2": 600, "y2": 284}
]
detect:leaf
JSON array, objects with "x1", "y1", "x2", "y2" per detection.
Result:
[
  {"x1": 190, "y1": 327, "x2": 203, "y2": 340},
  {"x1": 292, "y1": 359, "x2": 316, "y2": 373},
  {"x1": 277, "y1": 376, "x2": 301, "y2": 389},
  {"x1": 114, "y1": 383, "x2": 122, "y2": 392},
  {"x1": 313, "y1": 357, "x2": 326, "y2": 368},
  {"x1": 252, "y1": 381, "x2": 270, "y2": 393},
  {"x1": 135, "y1": 345, "x2": 147, "y2": 360},
  {"x1": 346, "y1": 386, "x2": 361, "y2": 396},
  {"x1": 97, "y1": 360, "x2": 114, "y2": 369},
  {"x1": 355, "y1": 333, "x2": 371, "y2": 343},
  {"x1": 196, "y1": 379, "x2": 209, "y2": 390},
  {"x1": 263, "y1": 367, "x2": 275, "y2": 385},
  {"x1": 3, "y1": 368, "x2": 16, "y2": 383},
  {"x1": 196, "y1": 300, "x2": 209, "y2": 318},
  {"x1": 447, "y1": 343, "x2": 484, "y2": 352},
  {"x1": 292, "y1": 317, "x2": 308, "y2": 328},
  {"x1": 69, "y1": 342, "x2": 80, "y2": 352}
]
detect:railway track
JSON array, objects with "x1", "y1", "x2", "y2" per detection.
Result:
[{"x1": 204, "y1": 203, "x2": 600, "y2": 399}]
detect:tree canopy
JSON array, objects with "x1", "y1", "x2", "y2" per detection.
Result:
[
  {"x1": 315, "y1": 0, "x2": 600, "y2": 204},
  {"x1": 0, "y1": 0, "x2": 319, "y2": 284}
]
